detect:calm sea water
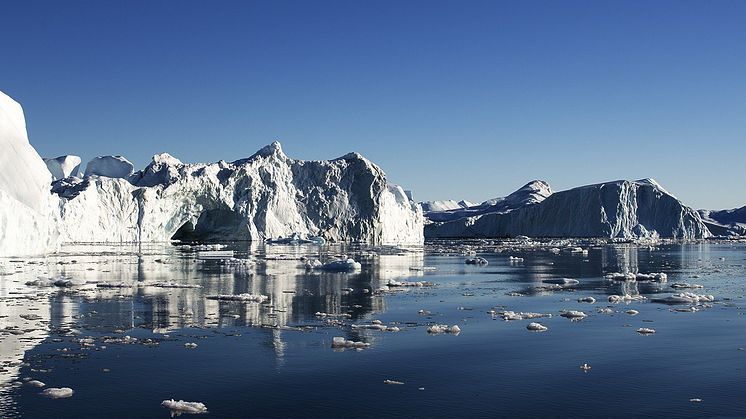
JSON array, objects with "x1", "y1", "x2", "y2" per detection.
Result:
[{"x1": 1, "y1": 241, "x2": 745, "y2": 418}]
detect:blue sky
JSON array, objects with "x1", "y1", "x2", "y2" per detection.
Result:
[{"x1": 1, "y1": 0, "x2": 744, "y2": 209}]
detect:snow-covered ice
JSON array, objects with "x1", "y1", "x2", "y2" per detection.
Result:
[
  {"x1": 83, "y1": 155, "x2": 134, "y2": 178},
  {"x1": 44, "y1": 155, "x2": 81, "y2": 180}
]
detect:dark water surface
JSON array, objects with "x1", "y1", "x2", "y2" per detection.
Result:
[{"x1": 1, "y1": 241, "x2": 745, "y2": 418}]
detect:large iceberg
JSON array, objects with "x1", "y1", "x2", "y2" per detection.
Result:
[
  {"x1": 698, "y1": 206, "x2": 746, "y2": 236},
  {"x1": 53, "y1": 142, "x2": 424, "y2": 244},
  {"x1": 0, "y1": 91, "x2": 59, "y2": 256},
  {"x1": 425, "y1": 179, "x2": 710, "y2": 239},
  {"x1": 422, "y1": 180, "x2": 552, "y2": 223}
]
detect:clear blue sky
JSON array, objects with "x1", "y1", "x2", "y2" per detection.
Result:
[{"x1": 2, "y1": 0, "x2": 744, "y2": 209}]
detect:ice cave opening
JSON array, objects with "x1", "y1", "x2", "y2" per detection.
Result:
[{"x1": 170, "y1": 209, "x2": 246, "y2": 242}]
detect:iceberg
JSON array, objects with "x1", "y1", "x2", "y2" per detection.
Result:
[
  {"x1": 422, "y1": 180, "x2": 551, "y2": 223},
  {"x1": 425, "y1": 179, "x2": 710, "y2": 239},
  {"x1": 698, "y1": 206, "x2": 746, "y2": 236},
  {"x1": 44, "y1": 155, "x2": 81, "y2": 180},
  {"x1": 83, "y1": 155, "x2": 134, "y2": 178},
  {"x1": 0, "y1": 90, "x2": 59, "y2": 256},
  {"x1": 53, "y1": 142, "x2": 424, "y2": 244}
]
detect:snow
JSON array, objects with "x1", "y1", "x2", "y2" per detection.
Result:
[
  {"x1": 54, "y1": 142, "x2": 424, "y2": 245},
  {"x1": 0, "y1": 90, "x2": 60, "y2": 256},
  {"x1": 83, "y1": 155, "x2": 134, "y2": 178},
  {"x1": 425, "y1": 179, "x2": 711, "y2": 239},
  {"x1": 44, "y1": 155, "x2": 81, "y2": 180}
]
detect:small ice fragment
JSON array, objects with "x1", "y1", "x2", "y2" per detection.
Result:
[
  {"x1": 161, "y1": 399, "x2": 208, "y2": 415},
  {"x1": 626, "y1": 310, "x2": 639, "y2": 316},
  {"x1": 184, "y1": 342, "x2": 198, "y2": 349},
  {"x1": 449, "y1": 325, "x2": 461, "y2": 334},
  {"x1": 580, "y1": 363, "x2": 592, "y2": 372},
  {"x1": 42, "y1": 387, "x2": 74, "y2": 398},
  {"x1": 689, "y1": 398, "x2": 702, "y2": 403},
  {"x1": 578, "y1": 297, "x2": 596, "y2": 304},
  {"x1": 526, "y1": 322, "x2": 548, "y2": 332},
  {"x1": 206, "y1": 293, "x2": 268, "y2": 302},
  {"x1": 384, "y1": 379, "x2": 404, "y2": 385},
  {"x1": 508, "y1": 256, "x2": 524, "y2": 262},
  {"x1": 543, "y1": 278, "x2": 579, "y2": 286},
  {"x1": 465, "y1": 257, "x2": 488, "y2": 265},
  {"x1": 637, "y1": 327, "x2": 656, "y2": 335},
  {"x1": 27, "y1": 380, "x2": 45, "y2": 388},
  {"x1": 560, "y1": 310, "x2": 587, "y2": 319}
]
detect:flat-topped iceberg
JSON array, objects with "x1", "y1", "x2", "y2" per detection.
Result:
[
  {"x1": 425, "y1": 179, "x2": 710, "y2": 239},
  {"x1": 52, "y1": 142, "x2": 424, "y2": 245}
]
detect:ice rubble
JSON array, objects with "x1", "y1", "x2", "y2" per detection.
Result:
[
  {"x1": 652, "y1": 293, "x2": 714, "y2": 304},
  {"x1": 83, "y1": 155, "x2": 134, "y2": 178},
  {"x1": 53, "y1": 142, "x2": 424, "y2": 245},
  {"x1": 0, "y1": 91, "x2": 60, "y2": 256},
  {"x1": 44, "y1": 155, "x2": 81, "y2": 180},
  {"x1": 425, "y1": 179, "x2": 711, "y2": 239}
]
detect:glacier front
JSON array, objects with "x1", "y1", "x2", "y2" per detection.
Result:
[
  {"x1": 53, "y1": 142, "x2": 424, "y2": 245},
  {"x1": 425, "y1": 179, "x2": 710, "y2": 239}
]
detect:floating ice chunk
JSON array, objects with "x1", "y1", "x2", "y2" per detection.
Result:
[
  {"x1": 206, "y1": 293, "x2": 268, "y2": 303},
  {"x1": 161, "y1": 399, "x2": 208, "y2": 415},
  {"x1": 626, "y1": 309, "x2": 639, "y2": 316},
  {"x1": 508, "y1": 256, "x2": 524, "y2": 262},
  {"x1": 266, "y1": 233, "x2": 326, "y2": 245},
  {"x1": 386, "y1": 279, "x2": 434, "y2": 287},
  {"x1": 184, "y1": 343, "x2": 198, "y2": 349},
  {"x1": 147, "y1": 282, "x2": 202, "y2": 289},
  {"x1": 580, "y1": 363, "x2": 592, "y2": 372},
  {"x1": 331, "y1": 336, "x2": 370, "y2": 349},
  {"x1": 689, "y1": 398, "x2": 703, "y2": 403},
  {"x1": 384, "y1": 379, "x2": 404, "y2": 385},
  {"x1": 42, "y1": 387, "x2": 74, "y2": 398},
  {"x1": 499, "y1": 311, "x2": 551, "y2": 321},
  {"x1": 26, "y1": 276, "x2": 85, "y2": 287},
  {"x1": 465, "y1": 257, "x2": 488, "y2": 265},
  {"x1": 637, "y1": 327, "x2": 656, "y2": 334},
  {"x1": 427, "y1": 324, "x2": 461, "y2": 335},
  {"x1": 606, "y1": 272, "x2": 668, "y2": 282},
  {"x1": 315, "y1": 312, "x2": 351, "y2": 318},
  {"x1": 652, "y1": 293, "x2": 714, "y2": 304},
  {"x1": 310, "y1": 258, "x2": 362, "y2": 272},
  {"x1": 608, "y1": 294, "x2": 646, "y2": 303},
  {"x1": 605, "y1": 272, "x2": 636, "y2": 281},
  {"x1": 543, "y1": 278, "x2": 579, "y2": 286},
  {"x1": 597, "y1": 308, "x2": 614, "y2": 315},
  {"x1": 526, "y1": 322, "x2": 548, "y2": 332},
  {"x1": 578, "y1": 297, "x2": 596, "y2": 304},
  {"x1": 671, "y1": 283, "x2": 704, "y2": 289},
  {"x1": 27, "y1": 380, "x2": 45, "y2": 388},
  {"x1": 560, "y1": 310, "x2": 587, "y2": 319}
]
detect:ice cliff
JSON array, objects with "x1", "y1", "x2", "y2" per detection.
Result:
[
  {"x1": 425, "y1": 179, "x2": 710, "y2": 239},
  {"x1": 0, "y1": 91, "x2": 59, "y2": 256},
  {"x1": 52, "y1": 142, "x2": 424, "y2": 245}
]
